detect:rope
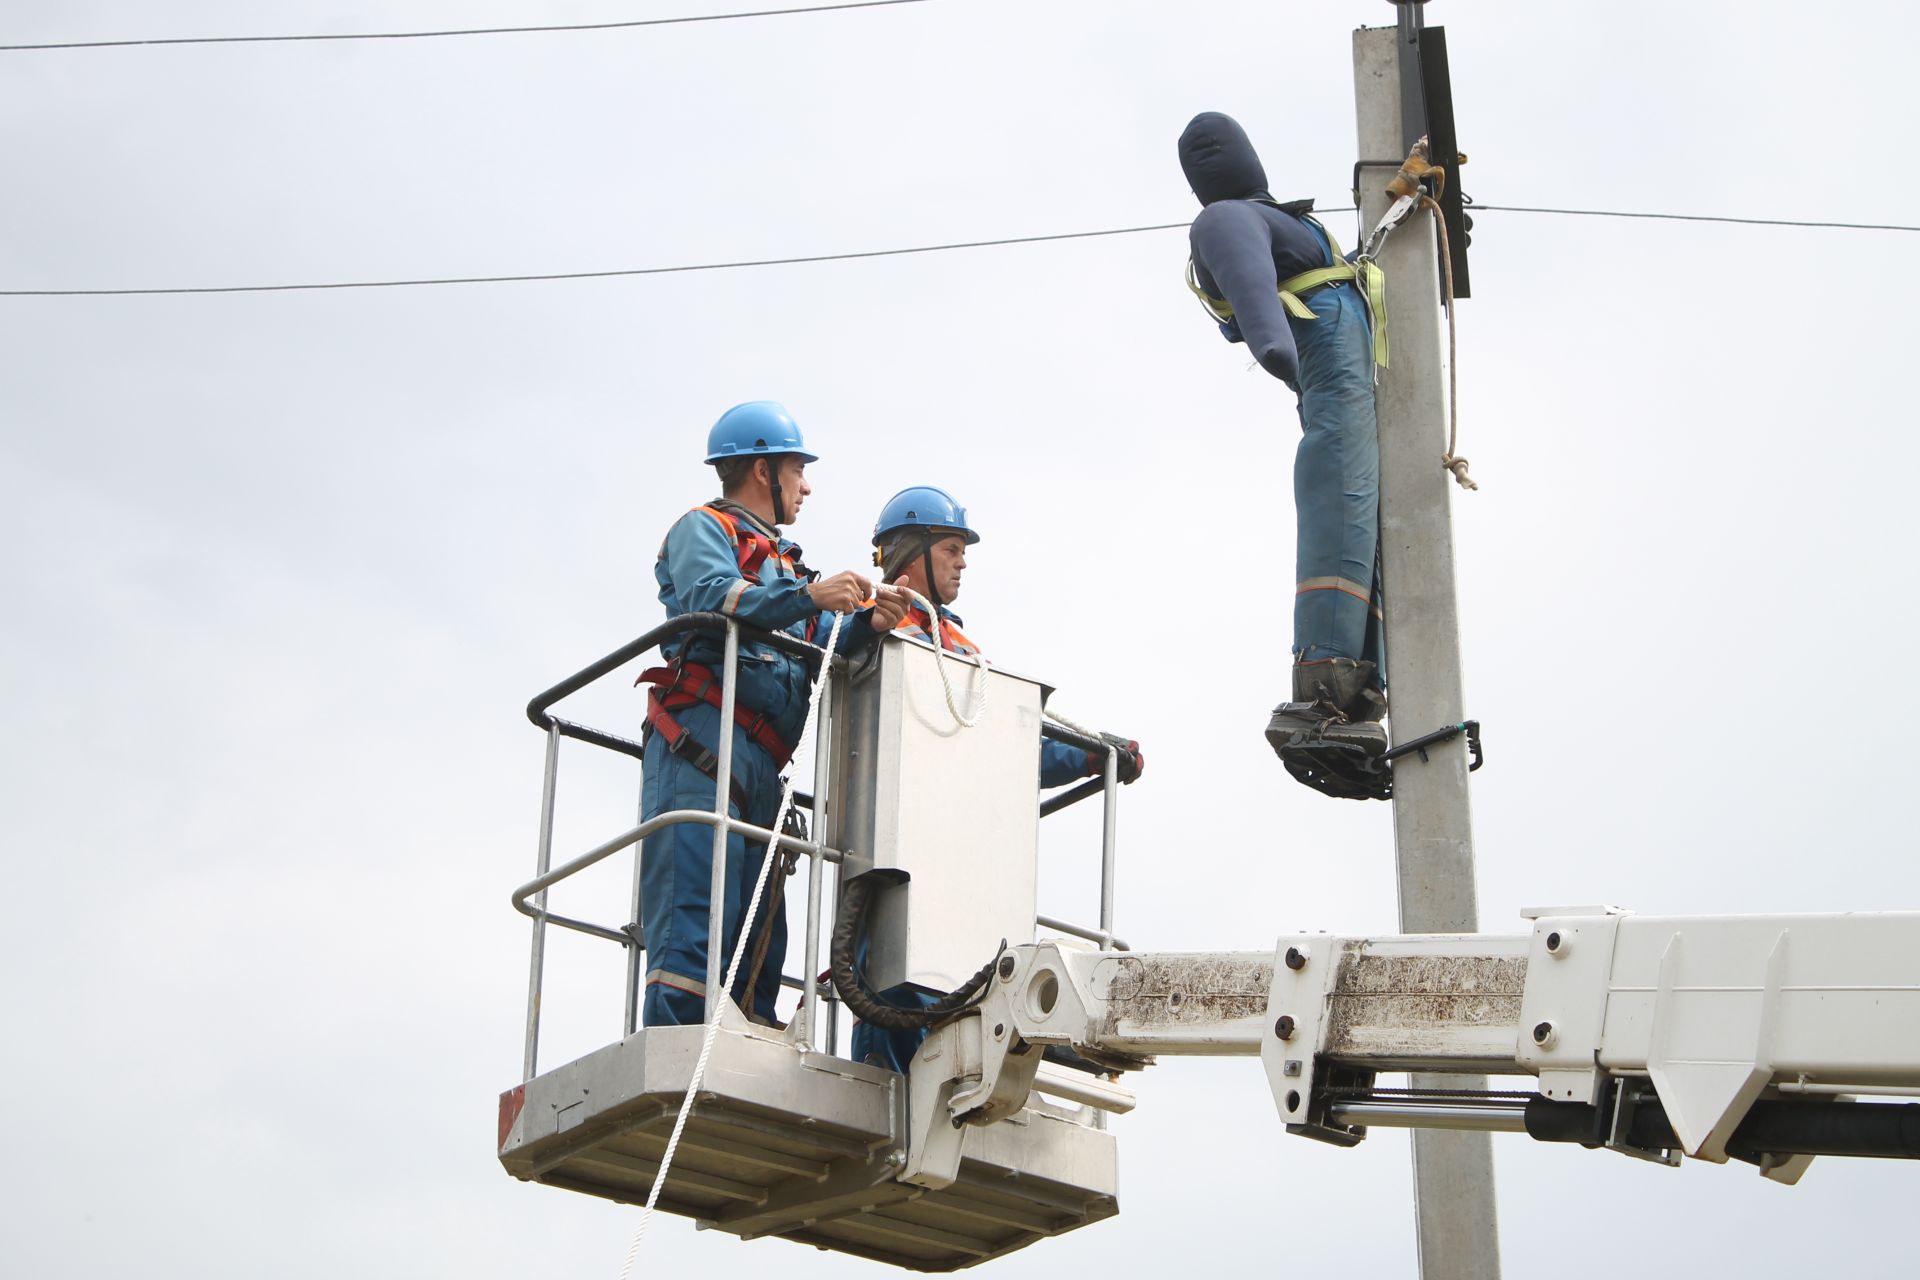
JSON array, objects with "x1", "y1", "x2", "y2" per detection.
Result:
[
  {"x1": 901, "y1": 586, "x2": 1112, "y2": 761},
  {"x1": 1358, "y1": 139, "x2": 1478, "y2": 493},
  {"x1": 617, "y1": 610, "x2": 846, "y2": 1275},
  {"x1": 902, "y1": 587, "x2": 989, "y2": 728},
  {"x1": 1419, "y1": 193, "x2": 1476, "y2": 491},
  {"x1": 1038, "y1": 702, "x2": 1101, "y2": 743}
]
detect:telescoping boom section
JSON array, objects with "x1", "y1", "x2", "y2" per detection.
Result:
[{"x1": 912, "y1": 910, "x2": 1920, "y2": 1189}]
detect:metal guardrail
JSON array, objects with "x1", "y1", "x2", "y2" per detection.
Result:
[{"x1": 514, "y1": 614, "x2": 1131, "y2": 1081}]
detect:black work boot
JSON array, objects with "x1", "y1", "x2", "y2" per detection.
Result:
[
  {"x1": 1265, "y1": 658, "x2": 1388, "y2": 757},
  {"x1": 1345, "y1": 680, "x2": 1388, "y2": 727}
]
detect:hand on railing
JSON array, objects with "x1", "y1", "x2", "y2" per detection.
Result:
[{"x1": 1084, "y1": 734, "x2": 1145, "y2": 785}]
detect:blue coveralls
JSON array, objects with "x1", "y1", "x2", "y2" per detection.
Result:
[
  {"x1": 1189, "y1": 200, "x2": 1385, "y2": 681},
  {"x1": 849, "y1": 600, "x2": 1092, "y2": 1073},
  {"x1": 641, "y1": 505, "x2": 869, "y2": 1027}
]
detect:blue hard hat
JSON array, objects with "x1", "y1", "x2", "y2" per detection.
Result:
[
  {"x1": 704, "y1": 401, "x2": 819, "y2": 464},
  {"x1": 872, "y1": 486, "x2": 980, "y2": 546}
]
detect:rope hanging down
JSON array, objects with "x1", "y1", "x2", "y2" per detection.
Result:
[
  {"x1": 617, "y1": 610, "x2": 845, "y2": 1275},
  {"x1": 1361, "y1": 138, "x2": 1477, "y2": 492}
]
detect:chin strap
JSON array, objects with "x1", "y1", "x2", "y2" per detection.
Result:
[
  {"x1": 920, "y1": 547, "x2": 943, "y2": 611},
  {"x1": 766, "y1": 458, "x2": 788, "y2": 525}
]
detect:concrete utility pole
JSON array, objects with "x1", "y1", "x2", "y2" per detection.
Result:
[{"x1": 1353, "y1": 11, "x2": 1501, "y2": 1280}]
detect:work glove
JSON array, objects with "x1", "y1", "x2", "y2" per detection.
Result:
[{"x1": 1088, "y1": 734, "x2": 1145, "y2": 785}]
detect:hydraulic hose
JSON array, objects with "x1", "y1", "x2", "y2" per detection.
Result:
[{"x1": 829, "y1": 873, "x2": 1000, "y2": 1030}]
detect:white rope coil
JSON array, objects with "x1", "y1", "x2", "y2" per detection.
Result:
[{"x1": 903, "y1": 587, "x2": 989, "y2": 729}]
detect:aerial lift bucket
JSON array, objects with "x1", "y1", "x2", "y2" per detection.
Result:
[{"x1": 501, "y1": 620, "x2": 1133, "y2": 1269}]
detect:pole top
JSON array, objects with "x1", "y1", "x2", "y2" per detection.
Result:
[{"x1": 1389, "y1": 0, "x2": 1427, "y2": 40}]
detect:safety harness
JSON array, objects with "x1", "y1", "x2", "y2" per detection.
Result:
[
  {"x1": 637, "y1": 502, "x2": 825, "y2": 1033},
  {"x1": 1185, "y1": 207, "x2": 1391, "y2": 368},
  {"x1": 637, "y1": 504, "x2": 817, "y2": 806}
]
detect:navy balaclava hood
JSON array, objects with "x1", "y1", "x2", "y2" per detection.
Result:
[{"x1": 1178, "y1": 112, "x2": 1271, "y2": 206}]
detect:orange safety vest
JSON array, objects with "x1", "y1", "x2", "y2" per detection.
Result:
[{"x1": 895, "y1": 601, "x2": 980, "y2": 656}]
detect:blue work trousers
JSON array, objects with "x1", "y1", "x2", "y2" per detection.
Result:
[
  {"x1": 849, "y1": 952, "x2": 937, "y2": 1074},
  {"x1": 1291, "y1": 282, "x2": 1385, "y2": 681},
  {"x1": 639, "y1": 701, "x2": 787, "y2": 1026}
]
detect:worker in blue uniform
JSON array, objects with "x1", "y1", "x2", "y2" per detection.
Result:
[
  {"x1": 639, "y1": 401, "x2": 910, "y2": 1027},
  {"x1": 1178, "y1": 112, "x2": 1390, "y2": 776},
  {"x1": 850, "y1": 486, "x2": 1144, "y2": 1071}
]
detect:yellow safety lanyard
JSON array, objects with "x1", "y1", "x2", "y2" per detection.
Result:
[{"x1": 1185, "y1": 215, "x2": 1389, "y2": 368}]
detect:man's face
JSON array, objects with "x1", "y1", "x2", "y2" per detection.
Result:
[
  {"x1": 927, "y1": 534, "x2": 967, "y2": 603},
  {"x1": 773, "y1": 455, "x2": 810, "y2": 523}
]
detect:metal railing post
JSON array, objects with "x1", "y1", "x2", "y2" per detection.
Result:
[
  {"x1": 624, "y1": 778, "x2": 646, "y2": 1037},
  {"x1": 705, "y1": 621, "x2": 741, "y2": 1018},
  {"x1": 1098, "y1": 750, "x2": 1119, "y2": 947},
  {"x1": 801, "y1": 667, "x2": 834, "y2": 1047},
  {"x1": 522, "y1": 723, "x2": 562, "y2": 1081}
]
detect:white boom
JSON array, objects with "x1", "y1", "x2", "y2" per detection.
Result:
[{"x1": 900, "y1": 908, "x2": 1920, "y2": 1190}]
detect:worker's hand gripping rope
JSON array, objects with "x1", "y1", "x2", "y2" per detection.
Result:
[{"x1": 619, "y1": 610, "x2": 846, "y2": 1275}]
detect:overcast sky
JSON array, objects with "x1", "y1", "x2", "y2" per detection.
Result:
[{"x1": 5, "y1": 1, "x2": 1919, "y2": 1275}]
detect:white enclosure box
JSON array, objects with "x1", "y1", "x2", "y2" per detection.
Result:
[{"x1": 830, "y1": 634, "x2": 1046, "y2": 992}]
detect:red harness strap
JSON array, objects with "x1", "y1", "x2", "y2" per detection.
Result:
[
  {"x1": 639, "y1": 504, "x2": 812, "y2": 793},
  {"x1": 636, "y1": 663, "x2": 795, "y2": 768},
  {"x1": 641, "y1": 691, "x2": 754, "y2": 816},
  {"x1": 695, "y1": 504, "x2": 778, "y2": 581}
]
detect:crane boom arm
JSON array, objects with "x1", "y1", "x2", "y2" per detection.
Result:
[{"x1": 902, "y1": 909, "x2": 1920, "y2": 1189}]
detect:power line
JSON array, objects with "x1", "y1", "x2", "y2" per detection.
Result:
[
  {"x1": 4, "y1": 203, "x2": 1916, "y2": 299},
  {"x1": 0, "y1": 0, "x2": 931, "y2": 52},
  {"x1": 0, "y1": 221, "x2": 1195, "y2": 297},
  {"x1": 1473, "y1": 203, "x2": 1920, "y2": 234}
]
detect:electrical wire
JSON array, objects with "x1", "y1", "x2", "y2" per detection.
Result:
[
  {"x1": 0, "y1": 222, "x2": 1194, "y2": 297},
  {"x1": 4, "y1": 204, "x2": 1917, "y2": 299},
  {"x1": 1472, "y1": 203, "x2": 1920, "y2": 234},
  {"x1": 0, "y1": 1, "x2": 932, "y2": 52}
]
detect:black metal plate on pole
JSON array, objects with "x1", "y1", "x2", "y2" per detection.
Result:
[
  {"x1": 1418, "y1": 27, "x2": 1472, "y2": 299},
  {"x1": 1395, "y1": 3, "x2": 1428, "y2": 163}
]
